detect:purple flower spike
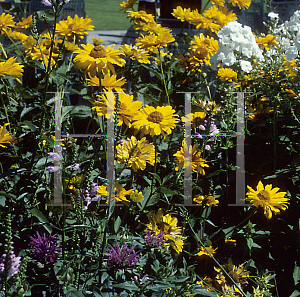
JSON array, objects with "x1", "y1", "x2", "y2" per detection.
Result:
[
  {"x1": 107, "y1": 243, "x2": 140, "y2": 268},
  {"x1": 0, "y1": 247, "x2": 21, "y2": 278},
  {"x1": 29, "y1": 232, "x2": 62, "y2": 263},
  {"x1": 144, "y1": 229, "x2": 165, "y2": 247}
]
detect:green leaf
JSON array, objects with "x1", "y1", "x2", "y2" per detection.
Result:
[
  {"x1": 20, "y1": 106, "x2": 35, "y2": 119},
  {"x1": 191, "y1": 288, "x2": 217, "y2": 296},
  {"x1": 159, "y1": 187, "x2": 178, "y2": 195},
  {"x1": 0, "y1": 196, "x2": 6, "y2": 207},
  {"x1": 18, "y1": 121, "x2": 37, "y2": 132},
  {"x1": 290, "y1": 290, "x2": 300, "y2": 297},
  {"x1": 149, "y1": 172, "x2": 162, "y2": 185},
  {"x1": 29, "y1": 208, "x2": 52, "y2": 233},
  {"x1": 114, "y1": 216, "x2": 122, "y2": 233},
  {"x1": 293, "y1": 264, "x2": 300, "y2": 285}
]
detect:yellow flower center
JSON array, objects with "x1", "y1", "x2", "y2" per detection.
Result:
[
  {"x1": 147, "y1": 111, "x2": 164, "y2": 123},
  {"x1": 157, "y1": 222, "x2": 171, "y2": 234},
  {"x1": 89, "y1": 45, "x2": 107, "y2": 59},
  {"x1": 257, "y1": 190, "x2": 270, "y2": 201}
]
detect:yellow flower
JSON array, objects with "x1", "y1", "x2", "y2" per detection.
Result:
[
  {"x1": 4, "y1": 29, "x2": 28, "y2": 41},
  {"x1": 188, "y1": 34, "x2": 219, "y2": 68},
  {"x1": 127, "y1": 10, "x2": 155, "y2": 30},
  {"x1": 282, "y1": 88, "x2": 297, "y2": 97},
  {"x1": 132, "y1": 105, "x2": 179, "y2": 137},
  {"x1": 56, "y1": 15, "x2": 94, "y2": 40},
  {"x1": 197, "y1": 246, "x2": 218, "y2": 257},
  {"x1": 0, "y1": 57, "x2": 24, "y2": 83},
  {"x1": 97, "y1": 183, "x2": 134, "y2": 203},
  {"x1": 146, "y1": 208, "x2": 185, "y2": 253},
  {"x1": 203, "y1": 6, "x2": 237, "y2": 28},
  {"x1": 0, "y1": 123, "x2": 17, "y2": 148},
  {"x1": 64, "y1": 41, "x2": 79, "y2": 52},
  {"x1": 129, "y1": 189, "x2": 144, "y2": 202},
  {"x1": 229, "y1": 0, "x2": 251, "y2": 10},
  {"x1": 136, "y1": 31, "x2": 175, "y2": 52},
  {"x1": 194, "y1": 99, "x2": 219, "y2": 113},
  {"x1": 119, "y1": 44, "x2": 150, "y2": 64},
  {"x1": 116, "y1": 136, "x2": 155, "y2": 171},
  {"x1": 217, "y1": 68, "x2": 237, "y2": 82},
  {"x1": 181, "y1": 112, "x2": 206, "y2": 128},
  {"x1": 246, "y1": 181, "x2": 289, "y2": 219},
  {"x1": 281, "y1": 57, "x2": 300, "y2": 77},
  {"x1": 0, "y1": 13, "x2": 15, "y2": 34},
  {"x1": 173, "y1": 141, "x2": 209, "y2": 175},
  {"x1": 188, "y1": 10, "x2": 220, "y2": 32},
  {"x1": 171, "y1": 6, "x2": 193, "y2": 22},
  {"x1": 211, "y1": 0, "x2": 225, "y2": 6},
  {"x1": 120, "y1": 0, "x2": 138, "y2": 12},
  {"x1": 74, "y1": 43, "x2": 125, "y2": 76},
  {"x1": 87, "y1": 73, "x2": 126, "y2": 92},
  {"x1": 193, "y1": 195, "x2": 219, "y2": 206},
  {"x1": 255, "y1": 34, "x2": 278, "y2": 50},
  {"x1": 15, "y1": 15, "x2": 32, "y2": 31},
  {"x1": 92, "y1": 91, "x2": 143, "y2": 127}
]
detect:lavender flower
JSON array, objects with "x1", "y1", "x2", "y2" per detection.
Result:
[
  {"x1": 107, "y1": 243, "x2": 140, "y2": 268},
  {"x1": 134, "y1": 274, "x2": 149, "y2": 285},
  {"x1": 144, "y1": 229, "x2": 165, "y2": 247},
  {"x1": 28, "y1": 232, "x2": 62, "y2": 263},
  {"x1": 78, "y1": 181, "x2": 100, "y2": 210},
  {"x1": 0, "y1": 247, "x2": 21, "y2": 278},
  {"x1": 42, "y1": 0, "x2": 70, "y2": 6}
]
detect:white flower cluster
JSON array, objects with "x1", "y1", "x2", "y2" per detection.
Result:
[
  {"x1": 271, "y1": 10, "x2": 300, "y2": 61},
  {"x1": 210, "y1": 21, "x2": 264, "y2": 73}
]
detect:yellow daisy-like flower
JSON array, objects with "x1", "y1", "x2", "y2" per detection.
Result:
[
  {"x1": 56, "y1": 15, "x2": 94, "y2": 40},
  {"x1": 146, "y1": 208, "x2": 185, "y2": 253},
  {"x1": 193, "y1": 195, "x2": 219, "y2": 206},
  {"x1": 246, "y1": 180, "x2": 289, "y2": 219},
  {"x1": 171, "y1": 6, "x2": 193, "y2": 22},
  {"x1": 0, "y1": 13, "x2": 15, "y2": 34},
  {"x1": 129, "y1": 189, "x2": 144, "y2": 202},
  {"x1": 86, "y1": 73, "x2": 126, "y2": 92},
  {"x1": 181, "y1": 112, "x2": 206, "y2": 128},
  {"x1": 0, "y1": 57, "x2": 24, "y2": 83},
  {"x1": 116, "y1": 136, "x2": 155, "y2": 171},
  {"x1": 188, "y1": 10, "x2": 220, "y2": 33},
  {"x1": 203, "y1": 6, "x2": 237, "y2": 28},
  {"x1": 255, "y1": 34, "x2": 278, "y2": 50},
  {"x1": 74, "y1": 43, "x2": 126, "y2": 76},
  {"x1": 194, "y1": 99, "x2": 219, "y2": 113},
  {"x1": 92, "y1": 91, "x2": 143, "y2": 127},
  {"x1": 135, "y1": 31, "x2": 175, "y2": 52},
  {"x1": 217, "y1": 68, "x2": 237, "y2": 82},
  {"x1": 173, "y1": 141, "x2": 209, "y2": 175},
  {"x1": 119, "y1": 44, "x2": 150, "y2": 64},
  {"x1": 127, "y1": 10, "x2": 155, "y2": 30},
  {"x1": 229, "y1": 0, "x2": 251, "y2": 10},
  {"x1": 15, "y1": 15, "x2": 32, "y2": 31},
  {"x1": 197, "y1": 246, "x2": 218, "y2": 257},
  {"x1": 132, "y1": 105, "x2": 179, "y2": 137},
  {"x1": 97, "y1": 183, "x2": 134, "y2": 203},
  {"x1": 281, "y1": 57, "x2": 300, "y2": 77},
  {"x1": 4, "y1": 28, "x2": 28, "y2": 41},
  {"x1": 210, "y1": 0, "x2": 225, "y2": 7},
  {"x1": 188, "y1": 34, "x2": 219, "y2": 68},
  {"x1": 0, "y1": 123, "x2": 17, "y2": 148},
  {"x1": 120, "y1": 0, "x2": 138, "y2": 12},
  {"x1": 64, "y1": 41, "x2": 79, "y2": 53}
]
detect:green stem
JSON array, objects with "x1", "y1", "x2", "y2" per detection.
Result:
[{"x1": 159, "y1": 50, "x2": 170, "y2": 105}]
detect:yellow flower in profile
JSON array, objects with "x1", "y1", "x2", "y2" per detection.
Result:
[
  {"x1": 15, "y1": 15, "x2": 32, "y2": 31},
  {"x1": 193, "y1": 195, "x2": 219, "y2": 206},
  {"x1": 188, "y1": 10, "x2": 220, "y2": 32},
  {"x1": 281, "y1": 57, "x2": 300, "y2": 77},
  {"x1": 0, "y1": 13, "x2": 15, "y2": 34},
  {"x1": 173, "y1": 141, "x2": 209, "y2": 175},
  {"x1": 64, "y1": 41, "x2": 79, "y2": 53},
  {"x1": 194, "y1": 99, "x2": 219, "y2": 113},
  {"x1": 197, "y1": 246, "x2": 217, "y2": 257},
  {"x1": 246, "y1": 181, "x2": 289, "y2": 219},
  {"x1": 97, "y1": 183, "x2": 134, "y2": 203},
  {"x1": 0, "y1": 57, "x2": 24, "y2": 82},
  {"x1": 56, "y1": 15, "x2": 94, "y2": 40},
  {"x1": 0, "y1": 123, "x2": 17, "y2": 148},
  {"x1": 203, "y1": 6, "x2": 237, "y2": 28},
  {"x1": 255, "y1": 34, "x2": 278, "y2": 50},
  {"x1": 217, "y1": 68, "x2": 237, "y2": 82},
  {"x1": 4, "y1": 28, "x2": 28, "y2": 41},
  {"x1": 146, "y1": 208, "x2": 185, "y2": 253},
  {"x1": 92, "y1": 91, "x2": 143, "y2": 127},
  {"x1": 211, "y1": 0, "x2": 225, "y2": 6},
  {"x1": 119, "y1": 44, "x2": 150, "y2": 64},
  {"x1": 87, "y1": 73, "x2": 126, "y2": 92},
  {"x1": 116, "y1": 136, "x2": 155, "y2": 171},
  {"x1": 127, "y1": 10, "x2": 155, "y2": 30},
  {"x1": 229, "y1": 0, "x2": 251, "y2": 10},
  {"x1": 120, "y1": 0, "x2": 138, "y2": 12},
  {"x1": 132, "y1": 105, "x2": 179, "y2": 137},
  {"x1": 74, "y1": 43, "x2": 125, "y2": 76},
  {"x1": 181, "y1": 112, "x2": 206, "y2": 128},
  {"x1": 136, "y1": 32, "x2": 175, "y2": 52},
  {"x1": 130, "y1": 189, "x2": 144, "y2": 202},
  {"x1": 172, "y1": 6, "x2": 193, "y2": 22}
]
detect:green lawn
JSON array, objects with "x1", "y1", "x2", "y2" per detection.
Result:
[{"x1": 85, "y1": 0, "x2": 133, "y2": 30}]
